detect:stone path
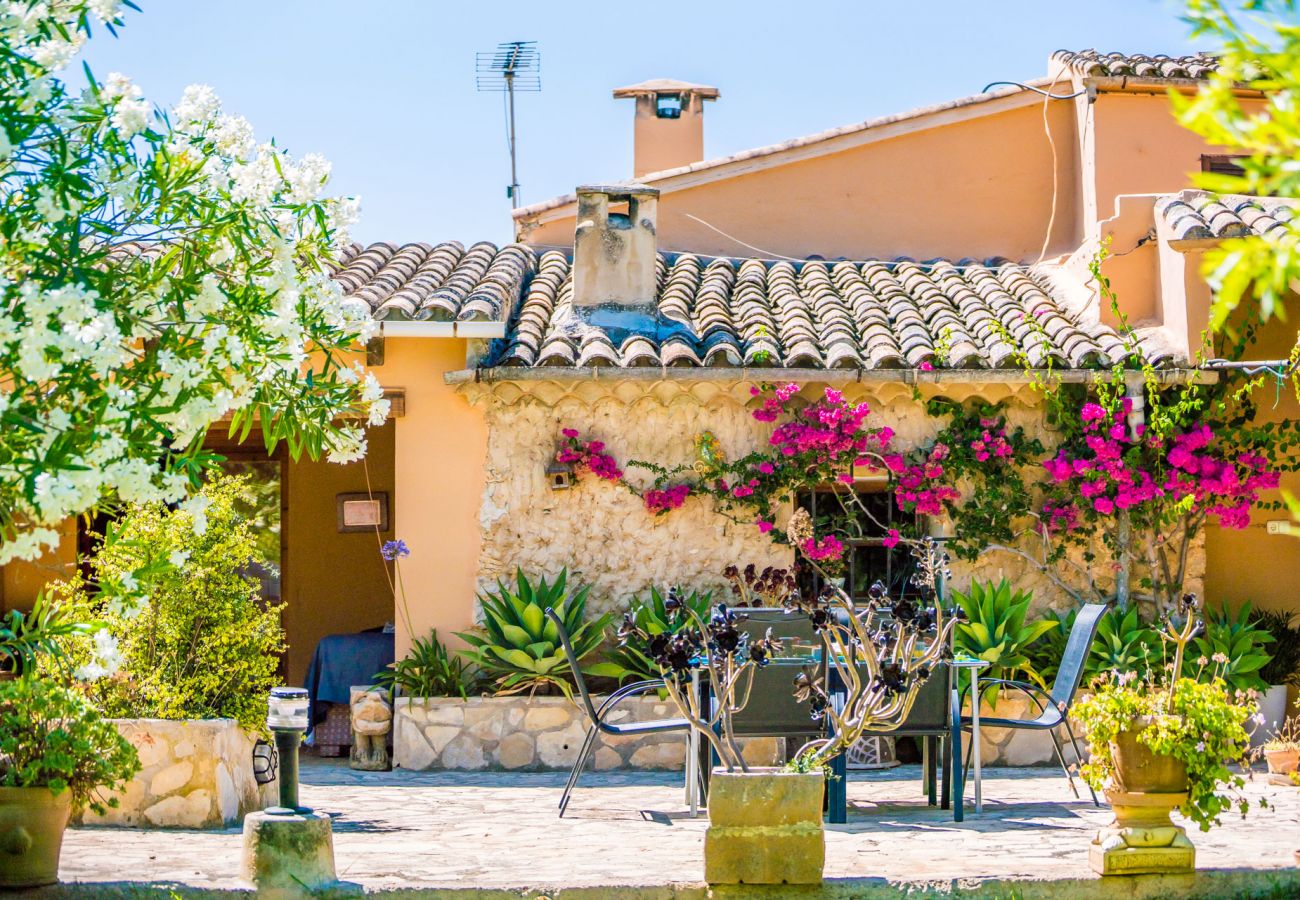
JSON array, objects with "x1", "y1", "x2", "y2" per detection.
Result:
[{"x1": 55, "y1": 758, "x2": 1300, "y2": 892}]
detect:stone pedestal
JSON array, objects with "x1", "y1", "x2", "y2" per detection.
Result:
[
  {"x1": 349, "y1": 687, "x2": 392, "y2": 772},
  {"x1": 240, "y1": 811, "x2": 336, "y2": 897},
  {"x1": 1089, "y1": 789, "x2": 1194, "y2": 876},
  {"x1": 704, "y1": 768, "x2": 824, "y2": 885}
]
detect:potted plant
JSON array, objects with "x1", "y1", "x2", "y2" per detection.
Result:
[
  {"x1": 1258, "y1": 708, "x2": 1299, "y2": 779},
  {"x1": 623, "y1": 526, "x2": 958, "y2": 885},
  {"x1": 1073, "y1": 593, "x2": 1258, "y2": 876},
  {"x1": 0, "y1": 618, "x2": 139, "y2": 888},
  {"x1": 1249, "y1": 609, "x2": 1300, "y2": 749}
]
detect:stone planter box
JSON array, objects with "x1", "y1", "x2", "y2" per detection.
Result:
[
  {"x1": 76, "y1": 719, "x2": 273, "y2": 829},
  {"x1": 394, "y1": 696, "x2": 781, "y2": 771}
]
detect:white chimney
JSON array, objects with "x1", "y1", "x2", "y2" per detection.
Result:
[{"x1": 571, "y1": 184, "x2": 659, "y2": 315}]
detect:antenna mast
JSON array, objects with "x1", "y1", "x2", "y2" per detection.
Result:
[{"x1": 476, "y1": 41, "x2": 540, "y2": 209}]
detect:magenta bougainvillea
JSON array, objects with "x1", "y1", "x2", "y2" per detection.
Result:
[
  {"x1": 1040, "y1": 400, "x2": 1279, "y2": 533},
  {"x1": 552, "y1": 375, "x2": 1292, "y2": 607}
]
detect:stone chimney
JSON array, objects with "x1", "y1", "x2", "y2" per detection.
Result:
[
  {"x1": 572, "y1": 185, "x2": 660, "y2": 319},
  {"x1": 613, "y1": 79, "x2": 719, "y2": 178}
]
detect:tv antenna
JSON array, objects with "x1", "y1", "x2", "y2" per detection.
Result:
[{"x1": 476, "y1": 40, "x2": 540, "y2": 209}]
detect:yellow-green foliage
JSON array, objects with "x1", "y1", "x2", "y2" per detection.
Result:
[{"x1": 53, "y1": 475, "x2": 285, "y2": 733}]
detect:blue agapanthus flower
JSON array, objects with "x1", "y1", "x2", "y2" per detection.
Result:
[{"x1": 381, "y1": 539, "x2": 410, "y2": 561}]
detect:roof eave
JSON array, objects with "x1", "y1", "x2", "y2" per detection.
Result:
[
  {"x1": 444, "y1": 366, "x2": 1209, "y2": 386},
  {"x1": 377, "y1": 320, "x2": 507, "y2": 339}
]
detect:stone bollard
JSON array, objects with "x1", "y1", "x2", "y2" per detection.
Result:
[
  {"x1": 703, "y1": 768, "x2": 824, "y2": 884},
  {"x1": 1089, "y1": 789, "x2": 1195, "y2": 875},
  {"x1": 240, "y1": 810, "x2": 337, "y2": 897}
]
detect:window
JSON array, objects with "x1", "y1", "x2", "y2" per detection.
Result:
[
  {"x1": 654, "y1": 92, "x2": 682, "y2": 119},
  {"x1": 1200, "y1": 154, "x2": 1247, "y2": 179},
  {"x1": 795, "y1": 484, "x2": 920, "y2": 606}
]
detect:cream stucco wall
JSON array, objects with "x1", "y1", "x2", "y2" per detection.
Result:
[
  {"x1": 375, "y1": 337, "x2": 488, "y2": 656},
  {"x1": 520, "y1": 98, "x2": 1081, "y2": 262}
]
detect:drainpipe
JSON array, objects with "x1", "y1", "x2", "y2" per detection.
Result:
[{"x1": 1114, "y1": 373, "x2": 1146, "y2": 610}]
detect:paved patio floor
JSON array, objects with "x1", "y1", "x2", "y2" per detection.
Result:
[{"x1": 54, "y1": 757, "x2": 1300, "y2": 894}]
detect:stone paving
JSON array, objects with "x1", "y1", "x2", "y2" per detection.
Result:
[{"x1": 54, "y1": 756, "x2": 1300, "y2": 893}]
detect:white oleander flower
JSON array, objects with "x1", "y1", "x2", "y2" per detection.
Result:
[
  {"x1": 111, "y1": 95, "x2": 151, "y2": 138},
  {"x1": 180, "y1": 493, "x2": 211, "y2": 536},
  {"x1": 174, "y1": 83, "x2": 220, "y2": 125}
]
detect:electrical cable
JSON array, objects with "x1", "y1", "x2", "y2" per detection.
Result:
[{"x1": 981, "y1": 81, "x2": 1087, "y2": 100}]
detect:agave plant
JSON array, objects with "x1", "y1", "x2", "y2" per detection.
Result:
[
  {"x1": 952, "y1": 579, "x2": 1056, "y2": 705},
  {"x1": 1191, "y1": 601, "x2": 1274, "y2": 692},
  {"x1": 457, "y1": 569, "x2": 619, "y2": 697},
  {"x1": 1024, "y1": 606, "x2": 1076, "y2": 686},
  {"x1": 605, "y1": 586, "x2": 714, "y2": 684},
  {"x1": 1086, "y1": 606, "x2": 1161, "y2": 680}
]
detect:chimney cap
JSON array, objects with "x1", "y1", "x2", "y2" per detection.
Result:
[
  {"x1": 576, "y1": 183, "x2": 661, "y2": 199},
  {"x1": 612, "y1": 79, "x2": 720, "y2": 100}
]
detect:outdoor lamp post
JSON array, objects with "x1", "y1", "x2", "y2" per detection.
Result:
[
  {"x1": 241, "y1": 686, "x2": 337, "y2": 892},
  {"x1": 266, "y1": 687, "x2": 310, "y2": 815}
]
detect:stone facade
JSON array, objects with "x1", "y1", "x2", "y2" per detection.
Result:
[
  {"x1": 77, "y1": 719, "x2": 274, "y2": 829},
  {"x1": 462, "y1": 377, "x2": 1200, "y2": 618},
  {"x1": 393, "y1": 696, "x2": 781, "y2": 771}
]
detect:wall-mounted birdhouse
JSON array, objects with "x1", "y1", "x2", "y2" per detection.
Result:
[{"x1": 546, "y1": 459, "x2": 574, "y2": 490}]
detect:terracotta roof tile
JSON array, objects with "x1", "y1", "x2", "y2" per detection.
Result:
[
  {"x1": 1156, "y1": 191, "x2": 1296, "y2": 246},
  {"x1": 327, "y1": 241, "x2": 535, "y2": 322},
  {"x1": 491, "y1": 252, "x2": 1174, "y2": 370},
  {"x1": 1051, "y1": 49, "x2": 1219, "y2": 80}
]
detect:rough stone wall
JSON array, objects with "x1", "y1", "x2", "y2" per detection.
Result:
[
  {"x1": 77, "y1": 719, "x2": 274, "y2": 829},
  {"x1": 464, "y1": 378, "x2": 1201, "y2": 619},
  {"x1": 393, "y1": 696, "x2": 780, "y2": 771}
]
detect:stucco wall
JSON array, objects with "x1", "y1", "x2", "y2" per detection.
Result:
[
  {"x1": 520, "y1": 98, "x2": 1081, "y2": 263},
  {"x1": 461, "y1": 377, "x2": 1142, "y2": 619}
]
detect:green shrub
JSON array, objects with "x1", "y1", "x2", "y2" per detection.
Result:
[
  {"x1": 457, "y1": 569, "x2": 618, "y2": 697},
  {"x1": 372, "y1": 629, "x2": 479, "y2": 698},
  {"x1": 0, "y1": 677, "x2": 140, "y2": 814},
  {"x1": 53, "y1": 474, "x2": 285, "y2": 734},
  {"x1": 605, "y1": 586, "x2": 713, "y2": 683},
  {"x1": 1190, "y1": 601, "x2": 1273, "y2": 692},
  {"x1": 952, "y1": 579, "x2": 1056, "y2": 703},
  {"x1": 1252, "y1": 608, "x2": 1300, "y2": 688}
]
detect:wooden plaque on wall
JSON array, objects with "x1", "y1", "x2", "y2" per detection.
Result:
[{"x1": 337, "y1": 492, "x2": 389, "y2": 533}]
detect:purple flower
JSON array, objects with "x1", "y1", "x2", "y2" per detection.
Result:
[{"x1": 381, "y1": 539, "x2": 410, "y2": 561}]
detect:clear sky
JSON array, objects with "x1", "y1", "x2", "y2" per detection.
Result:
[{"x1": 79, "y1": 1, "x2": 1201, "y2": 247}]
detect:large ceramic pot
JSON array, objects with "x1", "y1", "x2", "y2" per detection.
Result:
[
  {"x1": 0, "y1": 786, "x2": 73, "y2": 888},
  {"x1": 1110, "y1": 718, "x2": 1188, "y2": 794},
  {"x1": 703, "y1": 768, "x2": 824, "y2": 885}
]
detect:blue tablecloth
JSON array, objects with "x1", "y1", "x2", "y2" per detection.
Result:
[{"x1": 302, "y1": 632, "x2": 395, "y2": 729}]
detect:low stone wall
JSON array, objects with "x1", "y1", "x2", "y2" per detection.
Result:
[
  {"x1": 394, "y1": 696, "x2": 781, "y2": 771},
  {"x1": 77, "y1": 718, "x2": 274, "y2": 829}
]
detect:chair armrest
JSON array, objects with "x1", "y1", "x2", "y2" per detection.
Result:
[
  {"x1": 594, "y1": 679, "x2": 667, "y2": 721},
  {"x1": 959, "y1": 677, "x2": 1052, "y2": 720}
]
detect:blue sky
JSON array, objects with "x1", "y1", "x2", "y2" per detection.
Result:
[{"x1": 79, "y1": 1, "x2": 1200, "y2": 246}]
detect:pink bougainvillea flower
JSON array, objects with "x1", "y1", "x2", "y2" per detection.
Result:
[
  {"x1": 757, "y1": 520, "x2": 774, "y2": 533},
  {"x1": 919, "y1": 361, "x2": 934, "y2": 372},
  {"x1": 883, "y1": 529, "x2": 901, "y2": 549}
]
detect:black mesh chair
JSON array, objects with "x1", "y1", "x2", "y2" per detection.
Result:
[
  {"x1": 545, "y1": 607, "x2": 691, "y2": 817},
  {"x1": 960, "y1": 602, "x2": 1109, "y2": 806}
]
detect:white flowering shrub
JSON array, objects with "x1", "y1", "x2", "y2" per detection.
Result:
[{"x1": 0, "y1": 1, "x2": 386, "y2": 566}]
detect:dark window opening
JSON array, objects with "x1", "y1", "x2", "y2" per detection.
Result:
[
  {"x1": 1200, "y1": 154, "x2": 1247, "y2": 179},
  {"x1": 794, "y1": 485, "x2": 919, "y2": 606},
  {"x1": 655, "y1": 92, "x2": 682, "y2": 119}
]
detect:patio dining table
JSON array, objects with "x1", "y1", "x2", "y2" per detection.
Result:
[{"x1": 685, "y1": 654, "x2": 989, "y2": 823}]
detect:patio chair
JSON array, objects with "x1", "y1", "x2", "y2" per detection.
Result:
[
  {"x1": 544, "y1": 607, "x2": 692, "y2": 817},
  {"x1": 960, "y1": 601, "x2": 1109, "y2": 806}
]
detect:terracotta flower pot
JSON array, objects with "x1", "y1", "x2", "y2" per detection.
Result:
[
  {"x1": 704, "y1": 768, "x2": 824, "y2": 884},
  {"x1": 1110, "y1": 719, "x2": 1188, "y2": 794},
  {"x1": 1264, "y1": 746, "x2": 1300, "y2": 776},
  {"x1": 0, "y1": 786, "x2": 73, "y2": 888}
]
